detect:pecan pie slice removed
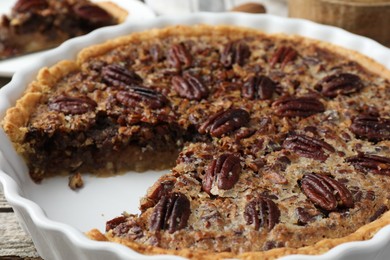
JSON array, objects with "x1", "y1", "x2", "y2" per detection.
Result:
[{"x1": 2, "y1": 24, "x2": 390, "y2": 259}]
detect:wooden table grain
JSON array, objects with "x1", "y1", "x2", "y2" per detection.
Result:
[
  {"x1": 0, "y1": 77, "x2": 42, "y2": 259},
  {"x1": 0, "y1": 187, "x2": 41, "y2": 259}
]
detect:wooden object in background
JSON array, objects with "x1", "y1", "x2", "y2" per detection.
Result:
[
  {"x1": 288, "y1": 0, "x2": 390, "y2": 46},
  {"x1": 230, "y1": 2, "x2": 267, "y2": 13}
]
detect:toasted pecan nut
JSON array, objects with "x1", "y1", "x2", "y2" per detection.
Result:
[
  {"x1": 73, "y1": 2, "x2": 115, "y2": 24},
  {"x1": 202, "y1": 154, "x2": 242, "y2": 194},
  {"x1": 315, "y1": 73, "x2": 363, "y2": 98},
  {"x1": 346, "y1": 153, "x2": 390, "y2": 176},
  {"x1": 116, "y1": 87, "x2": 167, "y2": 109},
  {"x1": 350, "y1": 115, "x2": 390, "y2": 142},
  {"x1": 48, "y1": 95, "x2": 97, "y2": 115},
  {"x1": 149, "y1": 192, "x2": 191, "y2": 233},
  {"x1": 272, "y1": 96, "x2": 325, "y2": 118},
  {"x1": 149, "y1": 44, "x2": 164, "y2": 62},
  {"x1": 221, "y1": 40, "x2": 251, "y2": 68},
  {"x1": 244, "y1": 197, "x2": 280, "y2": 231},
  {"x1": 242, "y1": 75, "x2": 276, "y2": 100},
  {"x1": 167, "y1": 43, "x2": 192, "y2": 70},
  {"x1": 369, "y1": 205, "x2": 389, "y2": 222},
  {"x1": 235, "y1": 127, "x2": 256, "y2": 140},
  {"x1": 13, "y1": 0, "x2": 48, "y2": 13},
  {"x1": 283, "y1": 134, "x2": 335, "y2": 161},
  {"x1": 300, "y1": 173, "x2": 354, "y2": 211},
  {"x1": 106, "y1": 216, "x2": 127, "y2": 232},
  {"x1": 198, "y1": 108, "x2": 250, "y2": 137},
  {"x1": 106, "y1": 217, "x2": 143, "y2": 240},
  {"x1": 172, "y1": 74, "x2": 208, "y2": 101},
  {"x1": 144, "y1": 180, "x2": 176, "y2": 211},
  {"x1": 102, "y1": 64, "x2": 143, "y2": 88},
  {"x1": 270, "y1": 46, "x2": 298, "y2": 69},
  {"x1": 296, "y1": 207, "x2": 321, "y2": 225}
]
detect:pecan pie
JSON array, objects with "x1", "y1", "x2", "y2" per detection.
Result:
[
  {"x1": 0, "y1": 0, "x2": 126, "y2": 60},
  {"x1": 2, "y1": 25, "x2": 390, "y2": 259}
]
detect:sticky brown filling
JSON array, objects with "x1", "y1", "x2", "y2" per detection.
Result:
[{"x1": 24, "y1": 119, "x2": 187, "y2": 182}]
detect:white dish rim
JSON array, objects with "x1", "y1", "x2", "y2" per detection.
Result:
[{"x1": 1, "y1": 12, "x2": 390, "y2": 260}]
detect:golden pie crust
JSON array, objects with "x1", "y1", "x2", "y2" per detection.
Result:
[{"x1": 86, "y1": 209, "x2": 390, "y2": 260}]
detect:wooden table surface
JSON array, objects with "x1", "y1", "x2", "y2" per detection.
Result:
[
  {"x1": 0, "y1": 77, "x2": 42, "y2": 259},
  {"x1": 0, "y1": 187, "x2": 41, "y2": 259}
]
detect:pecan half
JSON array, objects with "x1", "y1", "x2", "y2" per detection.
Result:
[
  {"x1": 102, "y1": 65, "x2": 143, "y2": 88},
  {"x1": 148, "y1": 180, "x2": 175, "y2": 204},
  {"x1": 300, "y1": 173, "x2": 354, "y2": 211},
  {"x1": 198, "y1": 108, "x2": 250, "y2": 137},
  {"x1": 107, "y1": 218, "x2": 143, "y2": 239},
  {"x1": 167, "y1": 43, "x2": 192, "y2": 70},
  {"x1": 73, "y1": 2, "x2": 114, "y2": 25},
  {"x1": 140, "y1": 179, "x2": 176, "y2": 212},
  {"x1": 48, "y1": 95, "x2": 97, "y2": 115},
  {"x1": 244, "y1": 197, "x2": 280, "y2": 231},
  {"x1": 263, "y1": 241, "x2": 285, "y2": 251},
  {"x1": 149, "y1": 192, "x2": 191, "y2": 233},
  {"x1": 150, "y1": 44, "x2": 164, "y2": 62},
  {"x1": 346, "y1": 153, "x2": 390, "y2": 176},
  {"x1": 116, "y1": 87, "x2": 167, "y2": 109},
  {"x1": 106, "y1": 216, "x2": 127, "y2": 231},
  {"x1": 272, "y1": 96, "x2": 325, "y2": 118},
  {"x1": 296, "y1": 207, "x2": 320, "y2": 225},
  {"x1": 202, "y1": 154, "x2": 241, "y2": 194},
  {"x1": 264, "y1": 171, "x2": 288, "y2": 184},
  {"x1": 270, "y1": 46, "x2": 298, "y2": 68},
  {"x1": 235, "y1": 127, "x2": 256, "y2": 140},
  {"x1": 220, "y1": 41, "x2": 251, "y2": 68},
  {"x1": 283, "y1": 134, "x2": 335, "y2": 161},
  {"x1": 172, "y1": 74, "x2": 208, "y2": 101},
  {"x1": 13, "y1": 0, "x2": 48, "y2": 13},
  {"x1": 315, "y1": 73, "x2": 363, "y2": 98},
  {"x1": 242, "y1": 75, "x2": 276, "y2": 100},
  {"x1": 369, "y1": 205, "x2": 389, "y2": 222},
  {"x1": 350, "y1": 115, "x2": 390, "y2": 141}
]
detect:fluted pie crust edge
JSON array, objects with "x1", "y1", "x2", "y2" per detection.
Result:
[{"x1": 86, "y1": 208, "x2": 390, "y2": 260}]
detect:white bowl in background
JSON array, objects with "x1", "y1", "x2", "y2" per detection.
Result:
[
  {"x1": 0, "y1": 0, "x2": 156, "y2": 77},
  {"x1": 1, "y1": 13, "x2": 390, "y2": 260}
]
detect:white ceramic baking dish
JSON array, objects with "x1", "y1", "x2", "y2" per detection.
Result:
[{"x1": 1, "y1": 13, "x2": 390, "y2": 260}]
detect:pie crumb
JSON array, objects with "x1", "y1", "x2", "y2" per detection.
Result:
[{"x1": 68, "y1": 172, "x2": 84, "y2": 190}]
